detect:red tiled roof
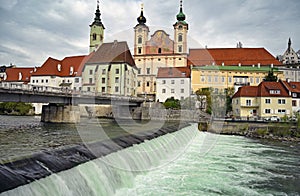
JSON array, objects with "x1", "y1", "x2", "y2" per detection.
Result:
[
  {"x1": 4, "y1": 67, "x2": 34, "y2": 83},
  {"x1": 157, "y1": 67, "x2": 190, "y2": 78},
  {"x1": 86, "y1": 41, "x2": 136, "y2": 68},
  {"x1": 281, "y1": 80, "x2": 300, "y2": 93},
  {"x1": 32, "y1": 55, "x2": 87, "y2": 77},
  {"x1": 188, "y1": 48, "x2": 282, "y2": 66},
  {"x1": 232, "y1": 86, "x2": 258, "y2": 98},
  {"x1": 233, "y1": 81, "x2": 289, "y2": 98}
]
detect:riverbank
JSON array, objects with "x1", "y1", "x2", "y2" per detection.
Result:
[{"x1": 199, "y1": 120, "x2": 300, "y2": 142}]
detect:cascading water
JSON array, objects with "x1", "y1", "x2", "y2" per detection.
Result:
[{"x1": 1, "y1": 124, "x2": 198, "y2": 196}]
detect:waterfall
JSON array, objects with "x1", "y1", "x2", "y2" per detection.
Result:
[{"x1": 1, "y1": 124, "x2": 198, "y2": 196}]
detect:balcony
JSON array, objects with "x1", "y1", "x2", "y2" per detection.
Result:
[{"x1": 240, "y1": 104, "x2": 259, "y2": 108}]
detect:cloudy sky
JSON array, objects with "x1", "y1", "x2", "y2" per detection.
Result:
[{"x1": 0, "y1": 0, "x2": 299, "y2": 67}]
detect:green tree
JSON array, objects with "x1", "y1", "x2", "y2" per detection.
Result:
[
  {"x1": 163, "y1": 97, "x2": 181, "y2": 110},
  {"x1": 264, "y1": 69, "x2": 278, "y2": 82},
  {"x1": 195, "y1": 88, "x2": 212, "y2": 114},
  {"x1": 225, "y1": 87, "x2": 235, "y2": 114}
]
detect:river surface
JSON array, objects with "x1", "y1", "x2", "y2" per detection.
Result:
[{"x1": 0, "y1": 115, "x2": 300, "y2": 195}]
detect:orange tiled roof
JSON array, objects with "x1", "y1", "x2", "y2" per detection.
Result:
[
  {"x1": 157, "y1": 67, "x2": 190, "y2": 78},
  {"x1": 188, "y1": 48, "x2": 282, "y2": 66},
  {"x1": 4, "y1": 67, "x2": 34, "y2": 83},
  {"x1": 32, "y1": 55, "x2": 88, "y2": 77},
  {"x1": 233, "y1": 81, "x2": 289, "y2": 98}
]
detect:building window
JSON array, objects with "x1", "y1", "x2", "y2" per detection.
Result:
[
  {"x1": 138, "y1": 68, "x2": 141, "y2": 74},
  {"x1": 171, "y1": 80, "x2": 175, "y2": 84},
  {"x1": 278, "y1": 109, "x2": 286, "y2": 114},
  {"x1": 115, "y1": 77, "x2": 119, "y2": 83},
  {"x1": 292, "y1": 100, "x2": 297, "y2": 106},
  {"x1": 102, "y1": 78, "x2": 105, "y2": 84},
  {"x1": 181, "y1": 80, "x2": 184, "y2": 84},
  {"x1": 41, "y1": 80, "x2": 44, "y2": 83},
  {"x1": 102, "y1": 69, "x2": 106, "y2": 75},
  {"x1": 278, "y1": 99, "x2": 286, "y2": 104},
  {"x1": 87, "y1": 87, "x2": 91, "y2": 91},
  {"x1": 146, "y1": 82, "x2": 150, "y2": 87},
  {"x1": 246, "y1": 100, "x2": 251, "y2": 106},
  {"x1": 214, "y1": 76, "x2": 218, "y2": 83},
  {"x1": 293, "y1": 93, "x2": 297, "y2": 97},
  {"x1": 208, "y1": 76, "x2": 212, "y2": 83},
  {"x1": 162, "y1": 80, "x2": 166, "y2": 84},
  {"x1": 265, "y1": 99, "x2": 271, "y2": 104},
  {"x1": 222, "y1": 77, "x2": 225, "y2": 83},
  {"x1": 162, "y1": 89, "x2": 166, "y2": 94},
  {"x1": 228, "y1": 77, "x2": 232, "y2": 83},
  {"x1": 178, "y1": 46, "x2": 182, "y2": 53},
  {"x1": 89, "y1": 78, "x2": 93, "y2": 84},
  {"x1": 138, "y1": 81, "x2": 141, "y2": 87},
  {"x1": 138, "y1": 37, "x2": 142, "y2": 44},
  {"x1": 250, "y1": 77, "x2": 254, "y2": 84},
  {"x1": 92, "y1": 33, "x2": 97, "y2": 40},
  {"x1": 75, "y1": 78, "x2": 79, "y2": 83},
  {"x1": 138, "y1": 47, "x2": 142, "y2": 54},
  {"x1": 171, "y1": 89, "x2": 175, "y2": 93},
  {"x1": 181, "y1": 89, "x2": 184, "y2": 93},
  {"x1": 256, "y1": 77, "x2": 260, "y2": 84},
  {"x1": 90, "y1": 70, "x2": 93, "y2": 75},
  {"x1": 147, "y1": 68, "x2": 150, "y2": 75},
  {"x1": 270, "y1": 90, "x2": 281, "y2": 94},
  {"x1": 115, "y1": 86, "x2": 119, "y2": 93},
  {"x1": 158, "y1": 48, "x2": 162, "y2": 54},
  {"x1": 265, "y1": 109, "x2": 271, "y2": 114},
  {"x1": 32, "y1": 80, "x2": 35, "y2": 83},
  {"x1": 201, "y1": 76, "x2": 205, "y2": 82},
  {"x1": 116, "y1": 69, "x2": 120, "y2": 74},
  {"x1": 178, "y1": 34, "x2": 183, "y2": 42},
  {"x1": 102, "y1": 87, "x2": 105, "y2": 93}
]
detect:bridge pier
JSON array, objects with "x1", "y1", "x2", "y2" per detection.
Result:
[{"x1": 41, "y1": 104, "x2": 80, "y2": 123}]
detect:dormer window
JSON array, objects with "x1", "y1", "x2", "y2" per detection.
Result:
[
  {"x1": 270, "y1": 90, "x2": 280, "y2": 94},
  {"x1": 57, "y1": 64, "x2": 62, "y2": 72},
  {"x1": 70, "y1": 66, "x2": 74, "y2": 75}
]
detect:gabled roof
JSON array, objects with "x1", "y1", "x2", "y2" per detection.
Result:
[
  {"x1": 4, "y1": 67, "x2": 34, "y2": 83},
  {"x1": 188, "y1": 48, "x2": 282, "y2": 66},
  {"x1": 86, "y1": 41, "x2": 136, "y2": 68},
  {"x1": 281, "y1": 80, "x2": 300, "y2": 93},
  {"x1": 157, "y1": 67, "x2": 190, "y2": 78},
  {"x1": 32, "y1": 55, "x2": 87, "y2": 77},
  {"x1": 233, "y1": 81, "x2": 289, "y2": 98}
]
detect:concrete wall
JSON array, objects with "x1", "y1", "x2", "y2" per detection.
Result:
[{"x1": 41, "y1": 105, "x2": 80, "y2": 123}]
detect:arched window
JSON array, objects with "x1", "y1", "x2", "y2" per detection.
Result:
[
  {"x1": 178, "y1": 46, "x2": 182, "y2": 53},
  {"x1": 92, "y1": 33, "x2": 97, "y2": 41},
  {"x1": 178, "y1": 34, "x2": 183, "y2": 42},
  {"x1": 138, "y1": 37, "x2": 142, "y2": 44},
  {"x1": 158, "y1": 48, "x2": 162, "y2": 54}
]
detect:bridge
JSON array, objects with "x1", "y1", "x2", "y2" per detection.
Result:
[{"x1": 0, "y1": 82, "x2": 146, "y2": 123}]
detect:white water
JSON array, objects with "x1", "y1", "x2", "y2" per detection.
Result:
[{"x1": 1, "y1": 124, "x2": 199, "y2": 196}]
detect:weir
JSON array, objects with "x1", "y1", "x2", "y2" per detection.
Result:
[{"x1": 0, "y1": 123, "x2": 197, "y2": 194}]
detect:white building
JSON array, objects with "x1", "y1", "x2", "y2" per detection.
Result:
[
  {"x1": 30, "y1": 56, "x2": 89, "y2": 92},
  {"x1": 156, "y1": 67, "x2": 191, "y2": 102},
  {"x1": 281, "y1": 38, "x2": 300, "y2": 65},
  {"x1": 82, "y1": 41, "x2": 138, "y2": 96}
]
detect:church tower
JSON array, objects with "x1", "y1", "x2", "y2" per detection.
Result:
[
  {"x1": 134, "y1": 4, "x2": 149, "y2": 56},
  {"x1": 89, "y1": 1, "x2": 105, "y2": 53},
  {"x1": 174, "y1": 0, "x2": 188, "y2": 54}
]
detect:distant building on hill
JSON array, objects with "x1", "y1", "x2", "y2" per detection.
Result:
[{"x1": 280, "y1": 38, "x2": 300, "y2": 65}]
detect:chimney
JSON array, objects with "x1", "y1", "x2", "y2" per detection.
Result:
[
  {"x1": 238, "y1": 63, "x2": 241, "y2": 67},
  {"x1": 258, "y1": 63, "x2": 261, "y2": 68},
  {"x1": 252, "y1": 64, "x2": 255, "y2": 68},
  {"x1": 270, "y1": 64, "x2": 273, "y2": 68},
  {"x1": 222, "y1": 62, "x2": 225, "y2": 66}
]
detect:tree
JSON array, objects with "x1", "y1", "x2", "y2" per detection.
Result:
[
  {"x1": 225, "y1": 87, "x2": 235, "y2": 114},
  {"x1": 195, "y1": 88, "x2": 212, "y2": 114},
  {"x1": 163, "y1": 97, "x2": 181, "y2": 110},
  {"x1": 264, "y1": 69, "x2": 278, "y2": 82}
]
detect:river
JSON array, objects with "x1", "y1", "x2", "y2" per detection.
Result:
[{"x1": 0, "y1": 115, "x2": 299, "y2": 195}]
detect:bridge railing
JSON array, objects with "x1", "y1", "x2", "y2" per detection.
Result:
[{"x1": 0, "y1": 82, "x2": 146, "y2": 102}]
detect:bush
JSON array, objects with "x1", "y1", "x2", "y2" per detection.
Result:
[
  {"x1": 163, "y1": 97, "x2": 181, "y2": 110},
  {"x1": 0, "y1": 102, "x2": 33, "y2": 115}
]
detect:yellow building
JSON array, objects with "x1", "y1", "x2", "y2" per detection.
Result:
[
  {"x1": 232, "y1": 81, "x2": 292, "y2": 119},
  {"x1": 191, "y1": 65, "x2": 284, "y2": 93}
]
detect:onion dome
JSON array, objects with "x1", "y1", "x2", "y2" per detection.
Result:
[
  {"x1": 176, "y1": 0, "x2": 186, "y2": 22},
  {"x1": 137, "y1": 4, "x2": 147, "y2": 25}
]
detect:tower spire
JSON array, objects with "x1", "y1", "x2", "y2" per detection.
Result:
[
  {"x1": 288, "y1": 37, "x2": 292, "y2": 52},
  {"x1": 90, "y1": 0, "x2": 105, "y2": 28},
  {"x1": 176, "y1": 0, "x2": 186, "y2": 22},
  {"x1": 137, "y1": 3, "x2": 147, "y2": 25}
]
